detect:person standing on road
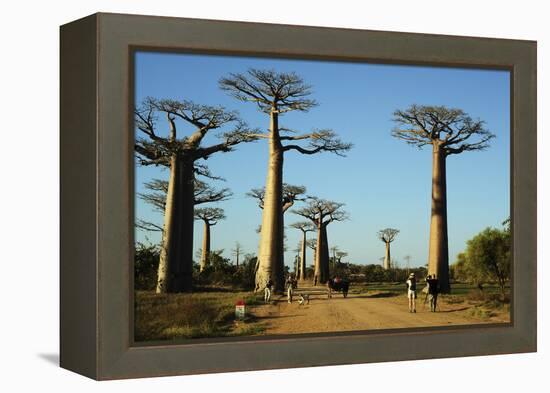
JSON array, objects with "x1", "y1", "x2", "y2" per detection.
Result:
[
  {"x1": 426, "y1": 274, "x2": 440, "y2": 312},
  {"x1": 264, "y1": 278, "x2": 273, "y2": 303},
  {"x1": 286, "y1": 276, "x2": 294, "y2": 304},
  {"x1": 406, "y1": 273, "x2": 417, "y2": 313}
]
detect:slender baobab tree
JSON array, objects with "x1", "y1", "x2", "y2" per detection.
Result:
[
  {"x1": 247, "y1": 183, "x2": 306, "y2": 289},
  {"x1": 293, "y1": 197, "x2": 348, "y2": 284},
  {"x1": 136, "y1": 178, "x2": 231, "y2": 233},
  {"x1": 220, "y1": 69, "x2": 351, "y2": 292},
  {"x1": 135, "y1": 97, "x2": 257, "y2": 293},
  {"x1": 378, "y1": 228, "x2": 399, "y2": 270},
  {"x1": 392, "y1": 105, "x2": 494, "y2": 292},
  {"x1": 231, "y1": 241, "x2": 244, "y2": 267},
  {"x1": 330, "y1": 246, "x2": 340, "y2": 265},
  {"x1": 306, "y1": 238, "x2": 317, "y2": 282},
  {"x1": 194, "y1": 207, "x2": 226, "y2": 272},
  {"x1": 404, "y1": 255, "x2": 412, "y2": 275},
  {"x1": 290, "y1": 221, "x2": 314, "y2": 281}
]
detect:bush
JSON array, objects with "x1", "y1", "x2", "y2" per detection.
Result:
[
  {"x1": 450, "y1": 223, "x2": 511, "y2": 295},
  {"x1": 134, "y1": 242, "x2": 160, "y2": 290},
  {"x1": 193, "y1": 252, "x2": 258, "y2": 290}
]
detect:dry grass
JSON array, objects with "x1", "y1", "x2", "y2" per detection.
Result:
[
  {"x1": 134, "y1": 290, "x2": 264, "y2": 341},
  {"x1": 440, "y1": 290, "x2": 510, "y2": 321}
]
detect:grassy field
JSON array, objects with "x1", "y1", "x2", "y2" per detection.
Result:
[
  {"x1": 135, "y1": 282, "x2": 510, "y2": 341},
  {"x1": 134, "y1": 289, "x2": 265, "y2": 341}
]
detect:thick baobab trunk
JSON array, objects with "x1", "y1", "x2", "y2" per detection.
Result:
[
  {"x1": 156, "y1": 156, "x2": 195, "y2": 293},
  {"x1": 256, "y1": 111, "x2": 285, "y2": 292},
  {"x1": 199, "y1": 221, "x2": 211, "y2": 272},
  {"x1": 299, "y1": 235, "x2": 307, "y2": 281},
  {"x1": 383, "y1": 242, "x2": 391, "y2": 270},
  {"x1": 428, "y1": 144, "x2": 450, "y2": 292},
  {"x1": 314, "y1": 223, "x2": 330, "y2": 284}
]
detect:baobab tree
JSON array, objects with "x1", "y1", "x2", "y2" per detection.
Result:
[
  {"x1": 378, "y1": 228, "x2": 399, "y2": 270},
  {"x1": 248, "y1": 183, "x2": 306, "y2": 289},
  {"x1": 404, "y1": 255, "x2": 412, "y2": 275},
  {"x1": 135, "y1": 97, "x2": 257, "y2": 293},
  {"x1": 231, "y1": 241, "x2": 244, "y2": 267},
  {"x1": 194, "y1": 207, "x2": 226, "y2": 272},
  {"x1": 392, "y1": 105, "x2": 495, "y2": 292},
  {"x1": 247, "y1": 184, "x2": 306, "y2": 214},
  {"x1": 290, "y1": 221, "x2": 314, "y2": 281},
  {"x1": 330, "y1": 246, "x2": 340, "y2": 264},
  {"x1": 293, "y1": 197, "x2": 348, "y2": 284},
  {"x1": 136, "y1": 178, "x2": 231, "y2": 233},
  {"x1": 336, "y1": 251, "x2": 348, "y2": 264},
  {"x1": 220, "y1": 69, "x2": 352, "y2": 292}
]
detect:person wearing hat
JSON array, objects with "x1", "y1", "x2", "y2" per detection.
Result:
[{"x1": 406, "y1": 272, "x2": 417, "y2": 313}]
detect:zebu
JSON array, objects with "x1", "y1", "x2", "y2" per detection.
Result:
[{"x1": 327, "y1": 277, "x2": 349, "y2": 298}]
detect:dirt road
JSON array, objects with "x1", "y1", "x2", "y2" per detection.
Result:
[{"x1": 251, "y1": 285, "x2": 509, "y2": 335}]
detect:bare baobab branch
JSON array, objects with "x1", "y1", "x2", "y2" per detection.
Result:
[
  {"x1": 247, "y1": 184, "x2": 307, "y2": 212},
  {"x1": 135, "y1": 219, "x2": 163, "y2": 232},
  {"x1": 138, "y1": 178, "x2": 231, "y2": 212},
  {"x1": 283, "y1": 129, "x2": 353, "y2": 157}
]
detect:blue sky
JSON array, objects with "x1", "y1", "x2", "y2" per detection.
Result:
[{"x1": 134, "y1": 51, "x2": 510, "y2": 269}]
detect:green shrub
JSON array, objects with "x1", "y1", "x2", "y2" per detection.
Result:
[{"x1": 134, "y1": 242, "x2": 160, "y2": 290}]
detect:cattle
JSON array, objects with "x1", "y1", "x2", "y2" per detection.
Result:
[{"x1": 327, "y1": 277, "x2": 350, "y2": 298}]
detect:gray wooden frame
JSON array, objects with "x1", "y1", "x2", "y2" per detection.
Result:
[{"x1": 60, "y1": 12, "x2": 537, "y2": 380}]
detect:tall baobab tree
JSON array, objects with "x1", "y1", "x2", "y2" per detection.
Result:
[
  {"x1": 290, "y1": 221, "x2": 314, "y2": 281},
  {"x1": 378, "y1": 228, "x2": 399, "y2": 270},
  {"x1": 293, "y1": 198, "x2": 348, "y2": 284},
  {"x1": 135, "y1": 97, "x2": 257, "y2": 293},
  {"x1": 220, "y1": 69, "x2": 352, "y2": 292},
  {"x1": 194, "y1": 207, "x2": 226, "y2": 272},
  {"x1": 231, "y1": 241, "x2": 244, "y2": 267},
  {"x1": 392, "y1": 105, "x2": 495, "y2": 292},
  {"x1": 136, "y1": 178, "x2": 231, "y2": 233}
]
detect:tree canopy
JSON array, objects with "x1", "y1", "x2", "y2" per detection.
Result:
[
  {"x1": 378, "y1": 228, "x2": 400, "y2": 243},
  {"x1": 219, "y1": 69, "x2": 352, "y2": 156},
  {"x1": 247, "y1": 184, "x2": 307, "y2": 212},
  {"x1": 135, "y1": 97, "x2": 259, "y2": 167},
  {"x1": 292, "y1": 197, "x2": 348, "y2": 226},
  {"x1": 194, "y1": 207, "x2": 226, "y2": 225},
  {"x1": 451, "y1": 225, "x2": 511, "y2": 294},
  {"x1": 392, "y1": 105, "x2": 495, "y2": 155}
]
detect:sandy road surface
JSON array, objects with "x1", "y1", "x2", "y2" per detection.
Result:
[{"x1": 251, "y1": 286, "x2": 509, "y2": 335}]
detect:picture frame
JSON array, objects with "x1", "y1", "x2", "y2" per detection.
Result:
[{"x1": 60, "y1": 12, "x2": 537, "y2": 380}]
